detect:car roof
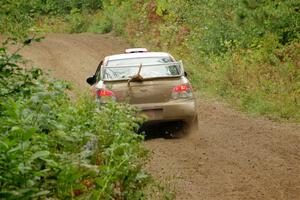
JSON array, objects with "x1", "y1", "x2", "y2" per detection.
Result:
[{"x1": 105, "y1": 52, "x2": 172, "y2": 62}]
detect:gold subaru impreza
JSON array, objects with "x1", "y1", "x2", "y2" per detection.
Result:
[{"x1": 87, "y1": 48, "x2": 198, "y2": 131}]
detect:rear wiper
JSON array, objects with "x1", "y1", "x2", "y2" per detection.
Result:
[{"x1": 128, "y1": 63, "x2": 143, "y2": 87}]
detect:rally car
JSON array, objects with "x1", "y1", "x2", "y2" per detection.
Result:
[{"x1": 86, "y1": 48, "x2": 198, "y2": 133}]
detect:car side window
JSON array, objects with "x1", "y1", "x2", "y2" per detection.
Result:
[{"x1": 95, "y1": 60, "x2": 103, "y2": 81}]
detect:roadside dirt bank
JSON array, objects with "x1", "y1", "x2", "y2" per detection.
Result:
[{"x1": 19, "y1": 33, "x2": 300, "y2": 200}]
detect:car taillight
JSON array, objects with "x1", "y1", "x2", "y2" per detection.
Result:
[
  {"x1": 96, "y1": 89, "x2": 115, "y2": 103},
  {"x1": 97, "y1": 89, "x2": 114, "y2": 97},
  {"x1": 171, "y1": 84, "x2": 193, "y2": 99}
]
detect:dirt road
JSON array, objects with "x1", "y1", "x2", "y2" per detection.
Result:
[{"x1": 21, "y1": 33, "x2": 300, "y2": 200}]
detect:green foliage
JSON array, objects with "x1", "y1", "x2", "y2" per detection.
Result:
[
  {"x1": 67, "y1": 8, "x2": 91, "y2": 33},
  {"x1": 236, "y1": 0, "x2": 300, "y2": 46},
  {"x1": 0, "y1": 39, "x2": 161, "y2": 199},
  {"x1": 87, "y1": 13, "x2": 113, "y2": 34},
  {"x1": 0, "y1": 0, "x2": 103, "y2": 37},
  {"x1": 0, "y1": 0, "x2": 35, "y2": 38},
  {"x1": 101, "y1": 0, "x2": 139, "y2": 35}
]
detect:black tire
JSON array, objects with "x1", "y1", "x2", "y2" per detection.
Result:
[{"x1": 167, "y1": 117, "x2": 199, "y2": 139}]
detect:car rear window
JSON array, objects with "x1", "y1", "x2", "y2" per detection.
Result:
[{"x1": 103, "y1": 57, "x2": 182, "y2": 80}]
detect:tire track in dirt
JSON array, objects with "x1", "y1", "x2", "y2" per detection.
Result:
[{"x1": 20, "y1": 33, "x2": 300, "y2": 200}]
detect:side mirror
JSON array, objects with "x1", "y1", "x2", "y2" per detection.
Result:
[
  {"x1": 184, "y1": 71, "x2": 188, "y2": 77},
  {"x1": 86, "y1": 76, "x2": 96, "y2": 85}
]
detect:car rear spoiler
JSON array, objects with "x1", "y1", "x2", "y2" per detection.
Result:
[
  {"x1": 102, "y1": 61, "x2": 183, "y2": 69},
  {"x1": 101, "y1": 61, "x2": 184, "y2": 81}
]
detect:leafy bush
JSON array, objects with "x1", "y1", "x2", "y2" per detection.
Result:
[
  {"x1": 0, "y1": 1, "x2": 35, "y2": 38},
  {"x1": 0, "y1": 39, "x2": 159, "y2": 199},
  {"x1": 67, "y1": 8, "x2": 91, "y2": 33},
  {"x1": 87, "y1": 13, "x2": 113, "y2": 34},
  {"x1": 0, "y1": 0, "x2": 104, "y2": 36},
  {"x1": 99, "y1": 0, "x2": 140, "y2": 35}
]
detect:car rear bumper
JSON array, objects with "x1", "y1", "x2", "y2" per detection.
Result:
[{"x1": 133, "y1": 99, "x2": 197, "y2": 122}]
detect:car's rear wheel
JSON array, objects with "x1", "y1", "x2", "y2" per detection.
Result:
[{"x1": 167, "y1": 116, "x2": 199, "y2": 138}]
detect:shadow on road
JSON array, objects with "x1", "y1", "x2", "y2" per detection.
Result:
[{"x1": 139, "y1": 121, "x2": 186, "y2": 140}]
